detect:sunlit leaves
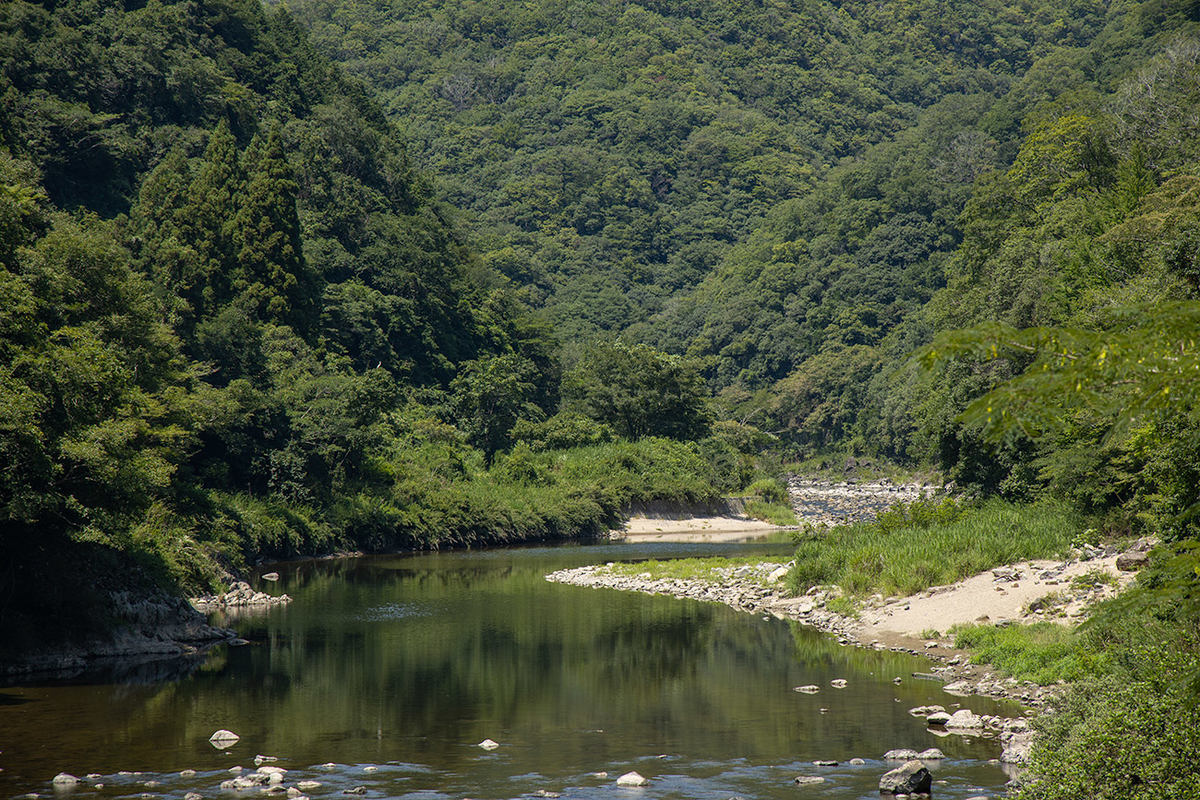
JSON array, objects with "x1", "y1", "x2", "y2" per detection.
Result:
[{"x1": 918, "y1": 302, "x2": 1200, "y2": 447}]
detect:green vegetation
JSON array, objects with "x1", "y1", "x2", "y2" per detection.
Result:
[
  {"x1": 952, "y1": 621, "x2": 1096, "y2": 684},
  {"x1": 787, "y1": 498, "x2": 1076, "y2": 597},
  {"x1": 605, "y1": 557, "x2": 781, "y2": 586},
  {"x1": 0, "y1": 0, "x2": 783, "y2": 653},
  {"x1": 743, "y1": 500, "x2": 798, "y2": 527},
  {"x1": 4, "y1": 0, "x2": 1200, "y2": 790}
]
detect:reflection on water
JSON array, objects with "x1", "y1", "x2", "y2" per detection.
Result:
[{"x1": 0, "y1": 542, "x2": 1021, "y2": 800}]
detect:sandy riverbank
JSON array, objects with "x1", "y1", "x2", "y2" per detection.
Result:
[{"x1": 614, "y1": 515, "x2": 785, "y2": 542}]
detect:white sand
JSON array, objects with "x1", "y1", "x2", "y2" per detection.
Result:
[
  {"x1": 613, "y1": 515, "x2": 782, "y2": 543},
  {"x1": 856, "y1": 554, "x2": 1134, "y2": 639}
]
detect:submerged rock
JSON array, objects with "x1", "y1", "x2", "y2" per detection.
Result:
[
  {"x1": 51, "y1": 774, "x2": 79, "y2": 788},
  {"x1": 793, "y1": 776, "x2": 824, "y2": 785}
]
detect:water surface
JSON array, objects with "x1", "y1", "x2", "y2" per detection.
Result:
[{"x1": 0, "y1": 542, "x2": 1020, "y2": 799}]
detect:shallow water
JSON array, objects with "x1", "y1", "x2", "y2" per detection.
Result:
[{"x1": 0, "y1": 542, "x2": 1021, "y2": 799}]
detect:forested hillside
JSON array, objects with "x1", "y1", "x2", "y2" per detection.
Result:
[
  {"x1": 282, "y1": 0, "x2": 1118, "y2": 346},
  {"x1": 0, "y1": 0, "x2": 757, "y2": 651},
  {"x1": 281, "y1": 0, "x2": 1200, "y2": 483}
]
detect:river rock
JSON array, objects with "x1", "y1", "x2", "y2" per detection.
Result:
[
  {"x1": 478, "y1": 739, "x2": 500, "y2": 750},
  {"x1": 848, "y1": 758, "x2": 866, "y2": 765},
  {"x1": 945, "y1": 709, "x2": 983, "y2": 730},
  {"x1": 1116, "y1": 551, "x2": 1149, "y2": 571},
  {"x1": 297, "y1": 782, "x2": 321, "y2": 791},
  {"x1": 262, "y1": 573, "x2": 281, "y2": 582},
  {"x1": 884, "y1": 749, "x2": 920, "y2": 760},
  {"x1": 926, "y1": 711, "x2": 951, "y2": 725},
  {"x1": 192, "y1": 582, "x2": 291, "y2": 611},
  {"x1": 51, "y1": 774, "x2": 79, "y2": 788},
  {"x1": 812, "y1": 760, "x2": 838, "y2": 766},
  {"x1": 830, "y1": 679, "x2": 847, "y2": 688},
  {"x1": 879, "y1": 761, "x2": 932, "y2": 795},
  {"x1": 184, "y1": 793, "x2": 202, "y2": 800},
  {"x1": 793, "y1": 776, "x2": 824, "y2": 785},
  {"x1": 616, "y1": 771, "x2": 649, "y2": 787},
  {"x1": 917, "y1": 748, "x2": 944, "y2": 760},
  {"x1": 209, "y1": 729, "x2": 240, "y2": 747},
  {"x1": 1000, "y1": 729, "x2": 1036, "y2": 764},
  {"x1": 793, "y1": 685, "x2": 820, "y2": 693}
]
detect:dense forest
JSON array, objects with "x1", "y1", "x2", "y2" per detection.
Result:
[
  {"x1": 0, "y1": 0, "x2": 760, "y2": 649},
  {"x1": 3, "y1": 0, "x2": 1200, "y2": 792}
]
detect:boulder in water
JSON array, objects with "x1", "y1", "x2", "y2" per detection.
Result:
[{"x1": 616, "y1": 772, "x2": 649, "y2": 787}]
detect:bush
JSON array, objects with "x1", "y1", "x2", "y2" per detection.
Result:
[{"x1": 1019, "y1": 626, "x2": 1200, "y2": 800}]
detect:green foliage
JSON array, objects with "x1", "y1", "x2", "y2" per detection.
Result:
[
  {"x1": 744, "y1": 478, "x2": 788, "y2": 505},
  {"x1": 873, "y1": 495, "x2": 968, "y2": 535},
  {"x1": 604, "y1": 557, "x2": 780, "y2": 586},
  {"x1": 511, "y1": 411, "x2": 615, "y2": 453},
  {"x1": 787, "y1": 499, "x2": 1077, "y2": 597},
  {"x1": 952, "y1": 622, "x2": 1098, "y2": 684},
  {"x1": 451, "y1": 352, "x2": 541, "y2": 464},
  {"x1": 563, "y1": 341, "x2": 712, "y2": 441},
  {"x1": 742, "y1": 500, "x2": 798, "y2": 527}
]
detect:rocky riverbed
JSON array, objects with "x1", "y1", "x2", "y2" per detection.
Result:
[{"x1": 787, "y1": 476, "x2": 938, "y2": 528}]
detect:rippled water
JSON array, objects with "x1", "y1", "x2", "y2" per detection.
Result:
[{"x1": 0, "y1": 542, "x2": 1022, "y2": 800}]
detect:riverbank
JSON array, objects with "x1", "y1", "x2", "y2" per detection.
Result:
[
  {"x1": 546, "y1": 543, "x2": 1137, "y2": 714},
  {"x1": 0, "y1": 590, "x2": 237, "y2": 679}
]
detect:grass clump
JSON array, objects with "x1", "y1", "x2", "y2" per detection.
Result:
[
  {"x1": 787, "y1": 497, "x2": 1077, "y2": 598},
  {"x1": 744, "y1": 499, "x2": 799, "y2": 526},
  {"x1": 607, "y1": 557, "x2": 782, "y2": 585},
  {"x1": 1070, "y1": 569, "x2": 1118, "y2": 589},
  {"x1": 951, "y1": 621, "x2": 1102, "y2": 684}
]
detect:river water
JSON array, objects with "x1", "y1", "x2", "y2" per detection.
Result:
[{"x1": 0, "y1": 542, "x2": 1021, "y2": 800}]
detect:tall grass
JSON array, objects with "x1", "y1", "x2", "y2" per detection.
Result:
[
  {"x1": 951, "y1": 622, "x2": 1101, "y2": 684},
  {"x1": 787, "y1": 498, "x2": 1079, "y2": 597}
]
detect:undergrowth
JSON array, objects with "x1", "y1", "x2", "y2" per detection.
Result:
[
  {"x1": 606, "y1": 557, "x2": 782, "y2": 585},
  {"x1": 787, "y1": 497, "x2": 1077, "y2": 597}
]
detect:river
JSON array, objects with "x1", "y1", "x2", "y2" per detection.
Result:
[{"x1": 0, "y1": 541, "x2": 1021, "y2": 799}]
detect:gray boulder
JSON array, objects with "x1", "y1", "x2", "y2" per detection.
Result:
[
  {"x1": 945, "y1": 709, "x2": 983, "y2": 730},
  {"x1": 883, "y1": 749, "x2": 919, "y2": 760},
  {"x1": 1116, "y1": 551, "x2": 1149, "y2": 571},
  {"x1": 879, "y1": 761, "x2": 932, "y2": 795}
]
